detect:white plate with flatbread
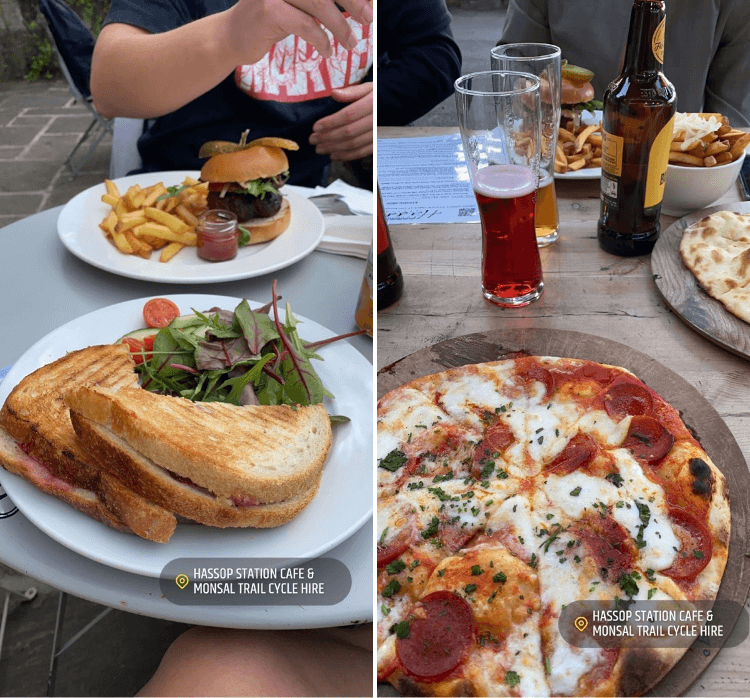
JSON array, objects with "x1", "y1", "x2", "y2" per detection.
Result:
[
  {"x1": 651, "y1": 201, "x2": 750, "y2": 360},
  {"x1": 0, "y1": 295, "x2": 372, "y2": 577}
]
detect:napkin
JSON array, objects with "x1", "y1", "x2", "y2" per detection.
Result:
[
  {"x1": 316, "y1": 214, "x2": 372, "y2": 259},
  {"x1": 286, "y1": 180, "x2": 373, "y2": 259},
  {"x1": 312, "y1": 179, "x2": 374, "y2": 216}
]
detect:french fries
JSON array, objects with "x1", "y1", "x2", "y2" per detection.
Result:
[
  {"x1": 669, "y1": 113, "x2": 750, "y2": 168},
  {"x1": 98, "y1": 177, "x2": 208, "y2": 262},
  {"x1": 555, "y1": 119, "x2": 603, "y2": 174}
]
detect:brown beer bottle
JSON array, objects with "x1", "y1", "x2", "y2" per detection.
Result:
[
  {"x1": 377, "y1": 186, "x2": 404, "y2": 309},
  {"x1": 597, "y1": 0, "x2": 676, "y2": 256}
]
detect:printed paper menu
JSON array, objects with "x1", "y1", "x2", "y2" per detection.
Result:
[{"x1": 377, "y1": 134, "x2": 479, "y2": 225}]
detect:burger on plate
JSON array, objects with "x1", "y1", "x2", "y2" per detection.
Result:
[
  {"x1": 199, "y1": 135, "x2": 298, "y2": 245},
  {"x1": 560, "y1": 62, "x2": 602, "y2": 132}
]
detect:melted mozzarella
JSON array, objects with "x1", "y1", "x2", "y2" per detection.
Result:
[
  {"x1": 540, "y1": 471, "x2": 618, "y2": 519},
  {"x1": 377, "y1": 387, "x2": 446, "y2": 459},
  {"x1": 574, "y1": 410, "x2": 631, "y2": 447},
  {"x1": 503, "y1": 400, "x2": 573, "y2": 473},
  {"x1": 612, "y1": 451, "x2": 679, "y2": 570},
  {"x1": 546, "y1": 642, "x2": 603, "y2": 696},
  {"x1": 436, "y1": 370, "x2": 509, "y2": 429}
]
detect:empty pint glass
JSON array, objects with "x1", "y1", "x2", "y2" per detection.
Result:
[
  {"x1": 455, "y1": 71, "x2": 544, "y2": 307},
  {"x1": 491, "y1": 43, "x2": 561, "y2": 247}
]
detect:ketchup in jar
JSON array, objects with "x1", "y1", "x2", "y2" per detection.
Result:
[{"x1": 197, "y1": 209, "x2": 239, "y2": 262}]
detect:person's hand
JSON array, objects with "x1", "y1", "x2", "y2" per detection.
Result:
[
  {"x1": 310, "y1": 83, "x2": 373, "y2": 161},
  {"x1": 224, "y1": 0, "x2": 372, "y2": 65}
]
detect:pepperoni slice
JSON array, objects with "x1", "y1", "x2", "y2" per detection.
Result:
[
  {"x1": 471, "y1": 421, "x2": 514, "y2": 479},
  {"x1": 604, "y1": 380, "x2": 654, "y2": 420},
  {"x1": 622, "y1": 416, "x2": 674, "y2": 462},
  {"x1": 661, "y1": 507, "x2": 713, "y2": 580},
  {"x1": 516, "y1": 362, "x2": 556, "y2": 398},
  {"x1": 377, "y1": 529, "x2": 410, "y2": 569},
  {"x1": 143, "y1": 298, "x2": 180, "y2": 328},
  {"x1": 396, "y1": 591, "x2": 475, "y2": 682},
  {"x1": 572, "y1": 515, "x2": 635, "y2": 582},
  {"x1": 546, "y1": 433, "x2": 597, "y2": 475}
]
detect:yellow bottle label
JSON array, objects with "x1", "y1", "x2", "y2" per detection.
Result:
[
  {"x1": 644, "y1": 114, "x2": 674, "y2": 208},
  {"x1": 601, "y1": 130, "x2": 624, "y2": 178},
  {"x1": 652, "y1": 17, "x2": 666, "y2": 64}
]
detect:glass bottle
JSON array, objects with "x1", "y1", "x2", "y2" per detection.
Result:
[
  {"x1": 597, "y1": 0, "x2": 676, "y2": 256},
  {"x1": 377, "y1": 186, "x2": 404, "y2": 309}
]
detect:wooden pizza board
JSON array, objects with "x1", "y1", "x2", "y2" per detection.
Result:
[
  {"x1": 651, "y1": 202, "x2": 750, "y2": 361},
  {"x1": 377, "y1": 329, "x2": 750, "y2": 697}
]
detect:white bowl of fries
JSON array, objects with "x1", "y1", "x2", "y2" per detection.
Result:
[{"x1": 662, "y1": 112, "x2": 750, "y2": 217}]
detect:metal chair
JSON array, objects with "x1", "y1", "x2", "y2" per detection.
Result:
[{"x1": 38, "y1": 0, "x2": 113, "y2": 177}]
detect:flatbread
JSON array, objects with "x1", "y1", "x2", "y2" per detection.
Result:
[{"x1": 679, "y1": 210, "x2": 750, "y2": 322}]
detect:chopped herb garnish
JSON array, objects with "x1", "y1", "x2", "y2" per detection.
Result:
[
  {"x1": 379, "y1": 450, "x2": 407, "y2": 472},
  {"x1": 386, "y1": 559, "x2": 406, "y2": 575},
  {"x1": 381, "y1": 580, "x2": 401, "y2": 597}
]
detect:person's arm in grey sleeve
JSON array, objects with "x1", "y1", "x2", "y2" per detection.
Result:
[
  {"x1": 703, "y1": 3, "x2": 750, "y2": 127},
  {"x1": 498, "y1": 0, "x2": 551, "y2": 45},
  {"x1": 377, "y1": 0, "x2": 462, "y2": 126}
]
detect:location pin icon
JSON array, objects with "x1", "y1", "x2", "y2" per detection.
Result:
[
  {"x1": 574, "y1": 616, "x2": 588, "y2": 632},
  {"x1": 175, "y1": 574, "x2": 189, "y2": 589}
]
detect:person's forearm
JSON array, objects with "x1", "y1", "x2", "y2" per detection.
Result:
[{"x1": 91, "y1": 14, "x2": 240, "y2": 119}]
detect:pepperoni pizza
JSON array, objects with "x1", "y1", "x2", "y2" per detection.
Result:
[{"x1": 376, "y1": 357, "x2": 730, "y2": 697}]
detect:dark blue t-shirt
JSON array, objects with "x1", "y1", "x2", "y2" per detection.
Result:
[{"x1": 104, "y1": 0, "x2": 371, "y2": 186}]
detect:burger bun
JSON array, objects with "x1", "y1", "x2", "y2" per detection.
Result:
[
  {"x1": 561, "y1": 79, "x2": 595, "y2": 106},
  {"x1": 201, "y1": 145, "x2": 289, "y2": 183},
  {"x1": 240, "y1": 197, "x2": 291, "y2": 245}
]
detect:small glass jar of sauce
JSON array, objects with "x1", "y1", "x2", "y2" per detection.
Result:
[{"x1": 197, "y1": 209, "x2": 239, "y2": 262}]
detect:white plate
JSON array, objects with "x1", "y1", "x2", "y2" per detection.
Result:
[
  {"x1": 57, "y1": 172, "x2": 325, "y2": 284},
  {"x1": 0, "y1": 295, "x2": 373, "y2": 578},
  {"x1": 554, "y1": 110, "x2": 602, "y2": 181}
]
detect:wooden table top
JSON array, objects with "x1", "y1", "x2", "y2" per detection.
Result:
[{"x1": 377, "y1": 126, "x2": 750, "y2": 696}]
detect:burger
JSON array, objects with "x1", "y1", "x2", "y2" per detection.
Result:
[
  {"x1": 560, "y1": 62, "x2": 602, "y2": 132},
  {"x1": 198, "y1": 136, "x2": 298, "y2": 245}
]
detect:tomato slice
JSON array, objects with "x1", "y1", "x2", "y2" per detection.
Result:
[
  {"x1": 603, "y1": 380, "x2": 654, "y2": 420},
  {"x1": 546, "y1": 433, "x2": 597, "y2": 475},
  {"x1": 622, "y1": 415, "x2": 674, "y2": 462},
  {"x1": 661, "y1": 507, "x2": 713, "y2": 580},
  {"x1": 121, "y1": 337, "x2": 146, "y2": 365},
  {"x1": 396, "y1": 591, "x2": 474, "y2": 682},
  {"x1": 143, "y1": 298, "x2": 180, "y2": 328}
]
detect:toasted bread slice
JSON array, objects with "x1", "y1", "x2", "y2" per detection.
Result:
[
  {"x1": 0, "y1": 426, "x2": 176, "y2": 542},
  {"x1": 66, "y1": 385, "x2": 332, "y2": 504},
  {"x1": 0, "y1": 344, "x2": 177, "y2": 542},
  {"x1": 70, "y1": 412, "x2": 322, "y2": 528}
]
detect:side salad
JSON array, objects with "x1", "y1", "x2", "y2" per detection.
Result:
[{"x1": 119, "y1": 282, "x2": 363, "y2": 415}]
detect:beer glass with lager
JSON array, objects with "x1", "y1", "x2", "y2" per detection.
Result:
[
  {"x1": 491, "y1": 43, "x2": 561, "y2": 247},
  {"x1": 455, "y1": 71, "x2": 544, "y2": 307}
]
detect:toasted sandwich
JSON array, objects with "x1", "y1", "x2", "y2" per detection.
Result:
[
  {"x1": 0, "y1": 344, "x2": 177, "y2": 542},
  {"x1": 66, "y1": 384, "x2": 332, "y2": 528}
]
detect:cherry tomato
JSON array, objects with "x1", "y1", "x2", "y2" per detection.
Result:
[{"x1": 143, "y1": 298, "x2": 180, "y2": 328}]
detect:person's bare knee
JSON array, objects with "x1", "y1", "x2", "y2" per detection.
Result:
[{"x1": 138, "y1": 626, "x2": 372, "y2": 697}]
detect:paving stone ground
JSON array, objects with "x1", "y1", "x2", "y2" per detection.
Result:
[{"x1": 0, "y1": 80, "x2": 113, "y2": 230}]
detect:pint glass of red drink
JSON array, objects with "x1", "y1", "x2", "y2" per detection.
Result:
[{"x1": 455, "y1": 71, "x2": 544, "y2": 307}]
